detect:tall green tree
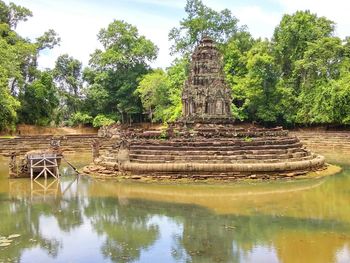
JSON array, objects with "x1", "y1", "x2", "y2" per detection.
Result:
[
  {"x1": 136, "y1": 69, "x2": 170, "y2": 122},
  {"x1": 84, "y1": 20, "x2": 158, "y2": 123},
  {"x1": 223, "y1": 32, "x2": 256, "y2": 120},
  {"x1": 18, "y1": 72, "x2": 58, "y2": 125},
  {"x1": 134, "y1": 58, "x2": 189, "y2": 123},
  {"x1": 0, "y1": 0, "x2": 32, "y2": 29},
  {"x1": 273, "y1": 10, "x2": 335, "y2": 87},
  {"x1": 269, "y1": 10, "x2": 339, "y2": 125},
  {"x1": 0, "y1": 1, "x2": 33, "y2": 130},
  {"x1": 0, "y1": 1, "x2": 61, "y2": 130},
  {"x1": 0, "y1": 68, "x2": 20, "y2": 131},
  {"x1": 295, "y1": 37, "x2": 347, "y2": 124},
  {"x1": 18, "y1": 71, "x2": 59, "y2": 126},
  {"x1": 163, "y1": 57, "x2": 189, "y2": 121},
  {"x1": 54, "y1": 54, "x2": 83, "y2": 119},
  {"x1": 169, "y1": 0, "x2": 242, "y2": 55},
  {"x1": 229, "y1": 41, "x2": 280, "y2": 124}
]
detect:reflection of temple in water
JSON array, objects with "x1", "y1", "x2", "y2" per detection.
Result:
[
  {"x1": 2, "y1": 174, "x2": 350, "y2": 263},
  {"x1": 85, "y1": 180, "x2": 350, "y2": 263}
]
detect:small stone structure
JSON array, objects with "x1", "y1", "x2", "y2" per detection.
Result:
[
  {"x1": 91, "y1": 139, "x2": 101, "y2": 161},
  {"x1": 83, "y1": 37, "x2": 326, "y2": 180},
  {"x1": 182, "y1": 37, "x2": 232, "y2": 121}
]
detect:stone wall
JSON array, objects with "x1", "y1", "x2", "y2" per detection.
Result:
[
  {"x1": 290, "y1": 131, "x2": 350, "y2": 154},
  {"x1": 0, "y1": 134, "x2": 111, "y2": 156}
]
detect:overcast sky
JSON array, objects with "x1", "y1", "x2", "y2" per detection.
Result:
[{"x1": 5, "y1": 0, "x2": 350, "y2": 69}]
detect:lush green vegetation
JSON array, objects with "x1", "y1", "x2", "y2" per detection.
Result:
[{"x1": 1, "y1": 0, "x2": 350, "y2": 131}]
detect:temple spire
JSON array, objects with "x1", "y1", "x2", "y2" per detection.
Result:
[{"x1": 182, "y1": 36, "x2": 232, "y2": 122}]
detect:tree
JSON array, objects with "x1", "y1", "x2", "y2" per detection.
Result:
[
  {"x1": 0, "y1": 23, "x2": 27, "y2": 130},
  {"x1": 0, "y1": 1, "x2": 60, "y2": 89},
  {"x1": 266, "y1": 10, "x2": 339, "y2": 125},
  {"x1": 273, "y1": 10, "x2": 335, "y2": 85},
  {"x1": 92, "y1": 114, "x2": 115, "y2": 128},
  {"x1": 295, "y1": 37, "x2": 348, "y2": 125},
  {"x1": 295, "y1": 37, "x2": 344, "y2": 89},
  {"x1": 0, "y1": 1, "x2": 61, "y2": 130},
  {"x1": 223, "y1": 32, "x2": 256, "y2": 120},
  {"x1": 0, "y1": 69, "x2": 20, "y2": 131},
  {"x1": 169, "y1": 0, "x2": 242, "y2": 55},
  {"x1": 68, "y1": 112, "x2": 93, "y2": 126},
  {"x1": 54, "y1": 54, "x2": 83, "y2": 119},
  {"x1": 329, "y1": 75, "x2": 350, "y2": 124},
  {"x1": 163, "y1": 58, "x2": 189, "y2": 121},
  {"x1": 18, "y1": 71, "x2": 59, "y2": 126},
  {"x1": 91, "y1": 20, "x2": 157, "y2": 69},
  {"x1": 0, "y1": 15, "x2": 36, "y2": 95},
  {"x1": 234, "y1": 41, "x2": 280, "y2": 124},
  {"x1": 136, "y1": 69, "x2": 171, "y2": 122},
  {"x1": 0, "y1": 0, "x2": 32, "y2": 29},
  {"x1": 135, "y1": 58, "x2": 189, "y2": 123},
  {"x1": 36, "y1": 29, "x2": 60, "y2": 51},
  {"x1": 84, "y1": 20, "x2": 158, "y2": 123}
]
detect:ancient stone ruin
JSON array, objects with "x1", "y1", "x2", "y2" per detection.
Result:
[
  {"x1": 83, "y1": 37, "x2": 326, "y2": 180},
  {"x1": 182, "y1": 37, "x2": 232, "y2": 122}
]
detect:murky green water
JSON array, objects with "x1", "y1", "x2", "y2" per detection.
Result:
[{"x1": 0, "y1": 151, "x2": 350, "y2": 263}]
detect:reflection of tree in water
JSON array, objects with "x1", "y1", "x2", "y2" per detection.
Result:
[
  {"x1": 102, "y1": 197, "x2": 350, "y2": 263},
  {"x1": 2, "y1": 173, "x2": 350, "y2": 263},
  {"x1": 53, "y1": 196, "x2": 84, "y2": 232},
  {"x1": 0, "y1": 178, "x2": 85, "y2": 263},
  {"x1": 0, "y1": 193, "x2": 60, "y2": 262},
  {"x1": 84, "y1": 197, "x2": 160, "y2": 263},
  {"x1": 168, "y1": 206, "x2": 241, "y2": 263},
  {"x1": 170, "y1": 205, "x2": 350, "y2": 263}
]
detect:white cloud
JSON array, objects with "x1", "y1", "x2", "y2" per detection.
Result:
[
  {"x1": 234, "y1": 5, "x2": 281, "y2": 39},
  {"x1": 5, "y1": 0, "x2": 350, "y2": 70},
  {"x1": 201, "y1": 1, "x2": 281, "y2": 38},
  {"x1": 127, "y1": 0, "x2": 184, "y2": 8},
  {"x1": 9, "y1": 0, "x2": 179, "y2": 69},
  {"x1": 275, "y1": 0, "x2": 350, "y2": 37}
]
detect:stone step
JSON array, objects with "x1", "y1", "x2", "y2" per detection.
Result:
[
  {"x1": 130, "y1": 137, "x2": 299, "y2": 146},
  {"x1": 130, "y1": 142, "x2": 303, "y2": 151},
  {"x1": 102, "y1": 156, "x2": 119, "y2": 162},
  {"x1": 129, "y1": 155, "x2": 314, "y2": 164},
  {"x1": 130, "y1": 138, "x2": 299, "y2": 147},
  {"x1": 129, "y1": 151, "x2": 309, "y2": 161},
  {"x1": 129, "y1": 147, "x2": 305, "y2": 156}
]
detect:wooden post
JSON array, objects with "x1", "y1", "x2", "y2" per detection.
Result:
[
  {"x1": 8, "y1": 152, "x2": 17, "y2": 178},
  {"x1": 91, "y1": 139, "x2": 100, "y2": 162},
  {"x1": 30, "y1": 159, "x2": 33, "y2": 180},
  {"x1": 55, "y1": 158, "x2": 59, "y2": 178}
]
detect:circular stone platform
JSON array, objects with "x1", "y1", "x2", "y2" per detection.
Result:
[{"x1": 83, "y1": 124, "x2": 326, "y2": 180}]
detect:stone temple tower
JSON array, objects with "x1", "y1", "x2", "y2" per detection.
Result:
[{"x1": 182, "y1": 36, "x2": 232, "y2": 122}]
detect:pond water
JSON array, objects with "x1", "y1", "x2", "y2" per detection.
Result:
[{"x1": 0, "y1": 151, "x2": 350, "y2": 263}]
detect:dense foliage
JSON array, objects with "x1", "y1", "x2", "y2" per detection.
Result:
[
  {"x1": 168, "y1": 0, "x2": 242, "y2": 55},
  {"x1": 0, "y1": 0, "x2": 59, "y2": 131},
  {"x1": 1, "y1": 0, "x2": 350, "y2": 131},
  {"x1": 83, "y1": 20, "x2": 158, "y2": 124}
]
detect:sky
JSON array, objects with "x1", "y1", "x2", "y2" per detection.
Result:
[{"x1": 5, "y1": 0, "x2": 350, "y2": 69}]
